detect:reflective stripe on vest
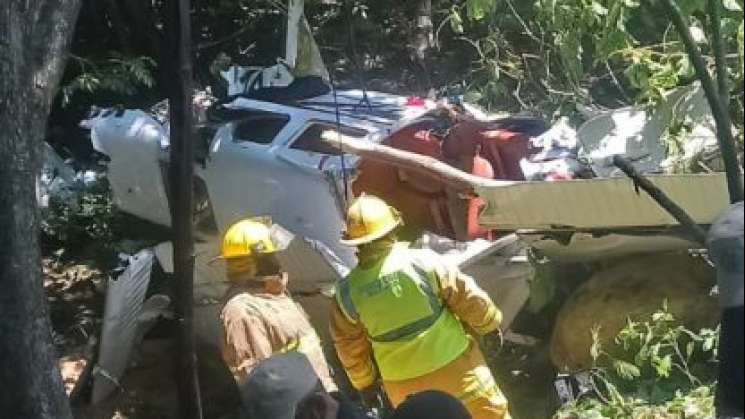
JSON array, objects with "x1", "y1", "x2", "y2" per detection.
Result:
[{"x1": 277, "y1": 331, "x2": 322, "y2": 355}]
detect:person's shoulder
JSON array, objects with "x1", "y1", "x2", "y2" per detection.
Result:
[{"x1": 221, "y1": 292, "x2": 261, "y2": 321}]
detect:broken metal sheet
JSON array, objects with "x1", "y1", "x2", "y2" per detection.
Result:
[
  {"x1": 477, "y1": 173, "x2": 730, "y2": 231},
  {"x1": 418, "y1": 233, "x2": 531, "y2": 330},
  {"x1": 92, "y1": 249, "x2": 154, "y2": 404},
  {"x1": 578, "y1": 84, "x2": 717, "y2": 176},
  {"x1": 201, "y1": 121, "x2": 359, "y2": 268},
  {"x1": 455, "y1": 236, "x2": 531, "y2": 331},
  {"x1": 519, "y1": 231, "x2": 699, "y2": 263},
  {"x1": 90, "y1": 110, "x2": 172, "y2": 227}
]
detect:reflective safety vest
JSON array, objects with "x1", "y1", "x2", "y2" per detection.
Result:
[{"x1": 336, "y1": 243, "x2": 470, "y2": 382}]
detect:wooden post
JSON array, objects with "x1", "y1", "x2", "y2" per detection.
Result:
[
  {"x1": 167, "y1": 0, "x2": 204, "y2": 418},
  {"x1": 660, "y1": 0, "x2": 744, "y2": 203},
  {"x1": 613, "y1": 156, "x2": 708, "y2": 244}
]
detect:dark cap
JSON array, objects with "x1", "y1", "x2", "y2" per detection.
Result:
[
  {"x1": 239, "y1": 352, "x2": 321, "y2": 419},
  {"x1": 389, "y1": 391, "x2": 471, "y2": 419}
]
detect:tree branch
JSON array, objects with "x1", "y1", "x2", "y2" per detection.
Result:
[
  {"x1": 613, "y1": 156, "x2": 708, "y2": 244},
  {"x1": 318, "y1": 132, "x2": 514, "y2": 195},
  {"x1": 659, "y1": 0, "x2": 743, "y2": 203}
]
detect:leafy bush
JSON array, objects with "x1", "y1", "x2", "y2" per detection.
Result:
[
  {"x1": 455, "y1": 0, "x2": 744, "y2": 115},
  {"x1": 42, "y1": 180, "x2": 119, "y2": 247},
  {"x1": 61, "y1": 54, "x2": 157, "y2": 107},
  {"x1": 555, "y1": 303, "x2": 720, "y2": 418}
]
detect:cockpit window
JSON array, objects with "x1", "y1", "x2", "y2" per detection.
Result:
[
  {"x1": 233, "y1": 113, "x2": 290, "y2": 145},
  {"x1": 290, "y1": 123, "x2": 367, "y2": 155}
]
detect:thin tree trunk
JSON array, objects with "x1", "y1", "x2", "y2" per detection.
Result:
[
  {"x1": 415, "y1": 0, "x2": 433, "y2": 59},
  {"x1": 0, "y1": 1, "x2": 82, "y2": 418},
  {"x1": 413, "y1": 0, "x2": 434, "y2": 92},
  {"x1": 166, "y1": 0, "x2": 204, "y2": 417}
]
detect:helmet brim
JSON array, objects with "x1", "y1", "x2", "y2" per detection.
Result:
[
  {"x1": 207, "y1": 249, "x2": 279, "y2": 265},
  {"x1": 340, "y1": 219, "x2": 401, "y2": 246}
]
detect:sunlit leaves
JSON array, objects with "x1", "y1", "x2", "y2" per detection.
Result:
[
  {"x1": 466, "y1": 0, "x2": 497, "y2": 20},
  {"x1": 61, "y1": 55, "x2": 157, "y2": 107}
]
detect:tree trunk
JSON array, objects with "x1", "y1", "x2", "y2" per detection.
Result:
[
  {"x1": 0, "y1": 1, "x2": 82, "y2": 418},
  {"x1": 413, "y1": 0, "x2": 434, "y2": 92},
  {"x1": 166, "y1": 0, "x2": 204, "y2": 417},
  {"x1": 414, "y1": 0, "x2": 433, "y2": 60}
]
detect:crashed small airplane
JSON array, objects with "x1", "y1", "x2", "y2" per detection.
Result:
[{"x1": 75, "y1": 1, "x2": 734, "y2": 403}]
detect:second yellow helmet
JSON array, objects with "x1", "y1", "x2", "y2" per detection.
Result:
[
  {"x1": 220, "y1": 218, "x2": 277, "y2": 259},
  {"x1": 341, "y1": 194, "x2": 402, "y2": 246}
]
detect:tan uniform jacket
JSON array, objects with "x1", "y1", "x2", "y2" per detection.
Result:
[{"x1": 220, "y1": 276, "x2": 337, "y2": 391}]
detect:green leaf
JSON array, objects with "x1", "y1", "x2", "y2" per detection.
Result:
[
  {"x1": 653, "y1": 354, "x2": 673, "y2": 378},
  {"x1": 451, "y1": 9, "x2": 465, "y2": 34},
  {"x1": 613, "y1": 359, "x2": 642, "y2": 380},
  {"x1": 591, "y1": 1, "x2": 609, "y2": 15},
  {"x1": 466, "y1": 0, "x2": 495, "y2": 20},
  {"x1": 677, "y1": 56, "x2": 696, "y2": 79},
  {"x1": 686, "y1": 341, "x2": 696, "y2": 359}
]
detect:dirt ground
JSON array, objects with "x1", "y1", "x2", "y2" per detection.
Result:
[{"x1": 47, "y1": 254, "x2": 556, "y2": 419}]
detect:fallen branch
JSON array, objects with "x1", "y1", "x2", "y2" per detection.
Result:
[
  {"x1": 613, "y1": 156, "x2": 708, "y2": 244},
  {"x1": 318, "y1": 133, "x2": 514, "y2": 195},
  {"x1": 659, "y1": 0, "x2": 744, "y2": 203}
]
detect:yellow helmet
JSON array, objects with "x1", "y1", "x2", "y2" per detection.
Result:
[
  {"x1": 220, "y1": 218, "x2": 277, "y2": 259},
  {"x1": 341, "y1": 194, "x2": 402, "y2": 246}
]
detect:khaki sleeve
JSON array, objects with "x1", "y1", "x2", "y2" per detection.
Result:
[
  {"x1": 329, "y1": 301, "x2": 377, "y2": 390},
  {"x1": 416, "y1": 250, "x2": 502, "y2": 336},
  {"x1": 220, "y1": 304, "x2": 273, "y2": 382}
]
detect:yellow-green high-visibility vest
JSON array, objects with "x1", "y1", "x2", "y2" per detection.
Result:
[{"x1": 336, "y1": 243, "x2": 469, "y2": 382}]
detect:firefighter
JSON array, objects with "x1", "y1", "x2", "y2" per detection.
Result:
[
  {"x1": 330, "y1": 195, "x2": 511, "y2": 419},
  {"x1": 218, "y1": 218, "x2": 336, "y2": 391}
]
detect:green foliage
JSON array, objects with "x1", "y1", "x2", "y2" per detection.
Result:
[
  {"x1": 59, "y1": 0, "x2": 744, "y2": 121},
  {"x1": 555, "y1": 303, "x2": 720, "y2": 418},
  {"x1": 527, "y1": 250, "x2": 559, "y2": 313},
  {"x1": 42, "y1": 181, "x2": 119, "y2": 247},
  {"x1": 452, "y1": 0, "x2": 744, "y2": 115},
  {"x1": 61, "y1": 55, "x2": 157, "y2": 107},
  {"x1": 466, "y1": 0, "x2": 497, "y2": 20}
]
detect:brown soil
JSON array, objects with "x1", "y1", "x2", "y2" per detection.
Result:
[{"x1": 46, "y1": 255, "x2": 241, "y2": 419}]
